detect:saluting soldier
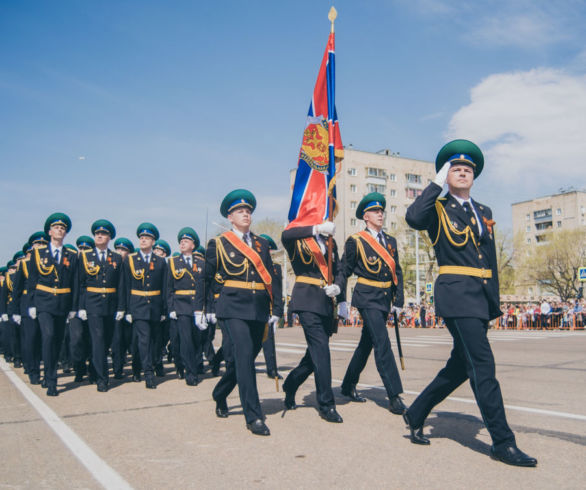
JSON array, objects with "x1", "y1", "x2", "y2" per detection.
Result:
[
  {"x1": 403, "y1": 140, "x2": 537, "y2": 467},
  {"x1": 206, "y1": 189, "x2": 277, "y2": 436},
  {"x1": 111, "y1": 237, "x2": 134, "y2": 379},
  {"x1": 339, "y1": 192, "x2": 406, "y2": 415},
  {"x1": 77, "y1": 220, "x2": 123, "y2": 392},
  {"x1": 259, "y1": 234, "x2": 283, "y2": 380},
  {"x1": 167, "y1": 227, "x2": 207, "y2": 386},
  {"x1": 26, "y1": 213, "x2": 79, "y2": 396},
  {"x1": 118, "y1": 223, "x2": 167, "y2": 389},
  {"x1": 281, "y1": 219, "x2": 346, "y2": 423},
  {"x1": 11, "y1": 233, "x2": 48, "y2": 384},
  {"x1": 68, "y1": 235, "x2": 95, "y2": 381}
]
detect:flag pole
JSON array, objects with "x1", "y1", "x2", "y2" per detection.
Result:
[{"x1": 326, "y1": 6, "x2": 337, "y2": 287}]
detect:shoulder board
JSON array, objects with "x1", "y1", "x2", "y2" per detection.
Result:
[
  {"x1": 38, "y1": 244, "x2": 48, "y2": 250},
  {"x1": 438, "y1": 197, "x2": 447, "y2": 201},
  {"x1": 66, "y1": 248, "x2": 78, "y2": 255},
  {"x1": 82, "y1": 249, "x2": 91, "y2": 256},
  {"x1": 129, "y1": 252, "x2": 138, "y2": 257}
]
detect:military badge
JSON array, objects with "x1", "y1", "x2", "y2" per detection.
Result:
[
  {"x1": 112, "y1": 262, "x2": 117, "y2": 269},
  {"x1": 229, "y1": 252, "x2": 235, "y2": 258},
  {"x1": 149, "y1": 262, "x2": 154, "y2": 270},
  {"x1": 193, "y1": 264, "x2": 198, "y2": 272},
  {"x1": 471, "y1": 217, "x2": 476, "y2": 226},
  {"x1": 255, "y1": 240, "x2": 261, "y2": 253}
]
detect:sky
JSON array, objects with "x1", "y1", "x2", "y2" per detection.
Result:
[{"x1": 1, "y1": 0, "x2": 585, "y2": 260}]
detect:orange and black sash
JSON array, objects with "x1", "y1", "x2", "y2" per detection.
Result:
[
  {"x1": 303, "y1": 238, "x2": 329, "y2": 282},
  {"x1": 357, "y1": 231, "x2": 398, "y2": 285},
  {"x1": 222, "y1": 231, "x2": 273, "y2": 301}
]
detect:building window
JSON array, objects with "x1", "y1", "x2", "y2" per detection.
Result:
[
  {"x1": 526, "y1": 226, "x2": 530, "y2": 232},
  {"x1": 535, "y1": 222, "x2": 552, "y2": 231},
  {"x1": 350, "y1": 201, "x2": 357, "y2": 209},
  {"x1": 536, "y1": 235, "x2": 548, "y2": 243},
  {"x1": 556, "y1": 208, "x2": 562, "y2": 215},
  {"x1": 367, "y1": 184, "x2": 386, "y2": 193},
  {"x1": 527, "y1": 238, "x2": 531, "y2": 244},
  {"x1": 534, "y1": 209, "x2": 552, "y2": 219},
  {"x1": 350, "y1": 218, "x2": 357, "y2": 226},
  {"x1": 348, "y1": 168, "x2": 357, "y2": 176},
  {"x1": 350, "y1": 184, "x2": 357, "y2": 193},
  {"x1": 557, "y1": 221, "x2": 562, "y2": 228},
  {"x1": 526, "y1": 214, "x2": 530, "y2": 221},
  {"x1": 390, "y1": 205, "x2": 397, "y2": 214},
  {"x1": 406, "y1": 188, "x2": 422, "y2": 199},
  {"x1": 389, "y1": 173, "x2": 396, "y2": 182},
  {"x1": 366, "y1": 167, "x2": 386, "y2": 177},
  {"x1": 389, "y1": 189, "x2": 396, "y2": 197},
  {"x1": 390, "y1": 222, "x2": 397, "y2": 230},
  {"x1": 405, "y1": 173, "x2": 422, "y2": 184}
]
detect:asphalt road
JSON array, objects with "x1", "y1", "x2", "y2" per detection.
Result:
[{"x1": 1, "y1": 326, "x2": 585, "y2": 489}]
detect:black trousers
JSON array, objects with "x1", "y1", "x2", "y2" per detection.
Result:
[
  {"x1": 111, "y1": 319, "x2": 131, "y2": 376},
  {"x1": 69, "y1": 317, "x2": 91, "y2": 372},
  {"x1": 38, "y1": 312, "x2": 66, "y2": 386},
  {"x1": 151, "y1": 320, "x2": 165, "y2": 370},
  {"x1": 8, "y1": 320, "x2": 21, "y2": 361},
  {"x1": 176, "y1": 316, "x2": 203, "y2": 379},
  {"x1": 283, "y1": 311, "x2": 335, "y2": 411},
  {"x1": 262, "y1": 323, "x2": 278, "y2": 374},
  {"x1": 341, "y1": 308, "x2": 403, "y2": 399},
  {"x1": 88, "y1": 315, "x2": 115, "y2": 385},
  {"x1": 406, "y1": 317, "x2": 516, "y2": 449},
  {"x1": 22, "y1": 316, "x2": 41, "y2": 376},
  {"x1": 202, "y1": 322, "x2": 217, "y2": 362},
  {"x1": 169, "y1": 319, "x2": 182, "y2": 370},
  {"x1": 132, "y1": 319, "x2": 155, "y2": 377},
  {"x1": 212, "y1": 318, "x2": 264, "y2": 424}
]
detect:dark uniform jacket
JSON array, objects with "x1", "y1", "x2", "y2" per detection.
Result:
[
  {"x1": 343, "y1": 230, "x2": 404, "y2": 313},
  {"x1": 166, "y1": 253, "x2": 205, "y2": 316},
  {"x1": 205, "y1": 232, "x2": 275, "y2": 322},
  {"x1": 118, "y1": 252, "x2": 167, "y2": 321},
  {"x1": 78, "y1": 249, "x2": 124, "y2": 317},
  {"x1": 271, "y1": 263, "x2": 284, "y2": 318},
  {"x1": 27, "y1": 245, "x2": 79, "y2": 316},
  {"x1": 406, "y1": 182, "x2": 501, "y2": 321},
  {"x1": 9, "y1": 259, "x2": 32, "y2": 317},
  {"x1": 281, "y1": 226, "x2": 345, "y2": 317},
  {"x1": 0, "y1": 271, "x2": 16, "y2": 316}
]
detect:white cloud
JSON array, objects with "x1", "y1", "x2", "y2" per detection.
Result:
[{"x1": 447, "y1": 68, "x2": 586, "y2": 186}]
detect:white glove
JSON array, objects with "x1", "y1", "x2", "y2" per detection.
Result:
[
  {"x1": 391, "y1": 306, "x2": 403, "y2": 315},
  {"x1": 125, "y1": 314, "x2": 133, "y2": 323},
  {"x1": 194, "y1": 311, "x2": 207, "y2": 330},
  {"x1": 323, "y1": 284, "x2": 341, "y2": 298},
  {"x1": 160, "y1": 315, "x2": 166, "y2": 322},
  {"x1": 268, "y1": 315, "x2": 280, "y2": 333},
  {"x1": 434, "y1": 161, "x2": 451, "y2": 187},
  {"x1": 169, "y1": 311, "x2": 178, "y2": 320},
  {"x1": 12, "y1": 314, "x2": 21, "y2": 325},
  {"x1": 28, "y1": 307, "x2": 37, "y2": 319},
  {"x1": 67, "y1": 311, "x2": 76, "y2": 321},
  {"x1": 337, "y1": 301, "x2": 349, "y2": 320},
  {"x1": 1, "y1": 313, "x2": 9, "y2": 322},
  {"x1": 206, "y1": 312, "x2": 217, "y2": 324},
  {"x1": 78, "y1": 309, "x2": 87, "y2": 321},
  {"x1": 316, "y1": 221, "x2": 335, "y2": 236},
  {"x1": 115, "y1": 311, "x2": 124, "y2": 321}
]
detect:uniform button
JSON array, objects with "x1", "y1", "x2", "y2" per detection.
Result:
[
  {"x1": 147, "y1": 300, "x2": 151, "y2": 303},
  {"x1": 103, "y1": 280, "x2": 107, "y2": 283},
  {"x1": 483, "y1": 280, "x2": 488, "y2": 284},
  {"x1": 147, "y1": 284, "x2": 150, "y2": 287},
  {"x1": 102, "y1": 294, "x2": 106, "y2": 298},
  {"x1": 384, "y1": 292, "x2": 387, "y2": 295},
  {"x1": 478, "y1": 254, "x2": 483, "y2": 259}
]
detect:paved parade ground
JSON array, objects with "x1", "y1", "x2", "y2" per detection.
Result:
[{"x1": 1, "y1": 326, "x2": 585, "y2": 489}]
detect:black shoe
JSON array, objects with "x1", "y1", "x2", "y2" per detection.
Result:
[
  {"x1": 97, "y1": 382, "x2": 108, "y2": 393},
  {"x1": 46, "y1": 385, "x2": 58, "y2": 397},
  {"x1": 41, "y1": 378, "x2": 48, "y2": 388},
  {"x1": 62, "y1": 364, "x2": 71, "y2": 374},
  {"x1": 29, "y1": 374, "x2": 41, "y2": 385},
  {"x1": 186, "y1": 375, "x2": 198, "y2": 386},
  {"x1": 246, "y1": 419, "x2": 270, "y2": 436},
  {"x1": 145, "y1": 377, "x2": 156, "y2": 389},
  {"x1": 13, "y1": 359, "x2": 22, "y2": 369},
  {"x1": 490, "y1": 445, "x2": 537, "y2": 467},
  {"x1": 113, "y1": 372, "x2": 124, "y2": 380},
  {"x1": 154, "y1": 365, "x2": 165, "y2": 377},
  {"x1": 177, "y1": 368, "x2": 184, "y2": 379},
  {"x1": 87, "y1": 374, "x2": 96, "y2": 385},
  {"x1": 132, "y1": 373, "x2": 141, "y2": 382},
  {"x1": 74, "y1": 373, "x2": 84, "y2": 383},
  {"x1": 215, "y1": 399, "x2": 229, "y2": 418},
  {"x1": 341, "y1": 384, "x2": 366, "y2": 403},
  {"x1": 389, "y1": 395, "x2": 407, "y2": 415},
  {"x1": 403, "y1": 412, "x2": 430, "y2": 445},
  {"x1": 284, "y1": 389, "x2": 297, "y2": 410},
  {"x1": 319, "y1": 407, "x2": 343, "y2": 423}
]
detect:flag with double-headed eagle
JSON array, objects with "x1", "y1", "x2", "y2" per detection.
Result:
[{"x1": 287, "y1": 27, "x2": 343, "y2": 228}]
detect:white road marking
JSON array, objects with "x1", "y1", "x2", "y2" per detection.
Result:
[{"x1": 0, "y1": 359, "x2": 133, "y2": 490}]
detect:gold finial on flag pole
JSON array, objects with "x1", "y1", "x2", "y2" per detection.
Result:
[{"x1": 328, "y1": 6, "x2": 337, "y2": 33}]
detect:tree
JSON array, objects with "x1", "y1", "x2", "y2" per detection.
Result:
[
  {"x1": 521, "y1": 229, "x2": 586, "y2": 301},
  {"x1": 494, "y1": 228, "x2": 516, "y2": 294}
]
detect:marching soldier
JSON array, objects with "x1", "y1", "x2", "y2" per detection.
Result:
[
  {"x1": 11, "y1": 233, "x2": 48, "y2": 383},
  {"x1": 111, "y1": 237, "x2": 134, "y2": 378},
  {"x1": 259, "y1": 234, "x2": 283, "y2": 380},
  {"x1": 1, "y1": 258, "x2": 20, "y2": 366},
  {"x1": 78, "y1": 220, "x2": 123, "y2": 392},
  {"x1": 403, "y1": 140, "x2": 537, "y2": 467},
  {"x1": 339, "y1": 192, "x2": 406, "y2": 415},
  {"x1": 281, "y1": 220, "x2": 346, "y2": 423},
  {"x1": 0, "y1": 266, "x2": 5, "y2": 359},
  {"x1": 166, "y1": 227, "x2": 207, "y2": 386},
  {"x1": 206, "y1": 189, "x2": 277, "y2": 436},
  {"x1": 118, "y1": 223, "x2": 167, "y2": 389},
  {"x1": 26, "y1": 213, "x2": 79, "y2": 396}
]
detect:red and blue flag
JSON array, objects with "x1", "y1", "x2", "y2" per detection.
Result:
[{"x1": 287, "y1": 30, "x2": 343, "y2": 228}]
